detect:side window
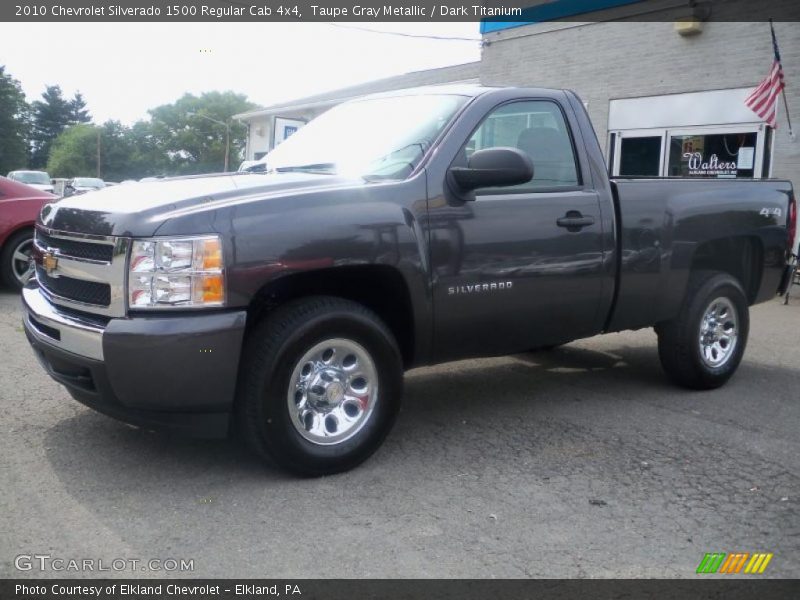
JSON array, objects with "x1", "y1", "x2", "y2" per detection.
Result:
[{"x1": 464, "y1": 100, "x2": 580, "y2": 192}]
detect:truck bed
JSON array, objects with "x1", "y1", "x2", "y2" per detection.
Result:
[{"x1": 607, "y1": 177, "x2": 794, "y2": 333}]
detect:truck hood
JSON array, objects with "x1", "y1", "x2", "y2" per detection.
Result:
[{"x1": 39, "y1": 172, "x2": 360, "y2": 237}]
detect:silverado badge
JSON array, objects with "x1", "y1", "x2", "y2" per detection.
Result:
[{"x1": 43, "y1": 252, "x2": 58, "y2": 275}]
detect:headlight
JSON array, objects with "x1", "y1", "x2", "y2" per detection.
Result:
[{"x1": 128, "y1": 236, "x2": 225, "y2": 309}]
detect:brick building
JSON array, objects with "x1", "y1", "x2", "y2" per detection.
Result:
[{"x1": 480, "y1": 1, "x2": 799, "y2": 189}]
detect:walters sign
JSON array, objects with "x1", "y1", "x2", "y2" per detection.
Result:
[{"x1": 683, "y1": 152, "x2": 738, "y2": 176}]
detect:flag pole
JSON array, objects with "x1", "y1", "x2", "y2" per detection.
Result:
[{"x1": 770, "y1": 18, "x2": 794, "y2": 139}]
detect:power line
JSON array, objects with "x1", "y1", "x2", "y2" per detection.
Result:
[
  {"x1": 326, "y1": 23, "x2": 481, "y2": 42},
  {"x1": 209, "y1": 2, "x2": 482, "y2": 42}
]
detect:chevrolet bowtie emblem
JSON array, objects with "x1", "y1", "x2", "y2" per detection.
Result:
[{"x1": 43, "y1": 252, "x2": 58, "y2": 275}]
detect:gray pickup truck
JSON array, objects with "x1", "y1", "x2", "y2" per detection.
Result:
[{"x1": 23, "y1": 86, "x2": 796, "y2": 475}]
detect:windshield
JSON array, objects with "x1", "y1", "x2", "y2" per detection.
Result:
[
  {"x1": 265, "y1": 94, "x2": 467, "y2": 180},
  {"x1": 12, "y1": 171, "x2": 50, "y2": 185},
  {"x1": 73, "y1": 178, "x2": 105, "y2": 188}
]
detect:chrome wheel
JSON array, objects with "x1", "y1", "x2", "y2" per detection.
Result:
[
  {"x1": 699, "y1": 297, "x2": 739, "y2": 368},
  {"x1": 287, "y1": 338, "x2": 378, "y2": 446},
  {"x1": 10, "y1": 237, "x2": 34, "y2": 285}
]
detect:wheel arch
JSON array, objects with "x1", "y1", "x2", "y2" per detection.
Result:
[
  {"x1": 0, "y1": 223, "x2": 36, "y2": 286},
  {"x1": 246, "y1": 264, "x2": 417, "y2": 368},
  {"x1": 689, "y1": 235, "x2": 763, "y2": 305},
  {"x1": 0, "y1": 221, "x2": 35, "y2": 252}
]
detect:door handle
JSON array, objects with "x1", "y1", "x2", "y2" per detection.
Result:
[{"x1": 557, "y1": 211, "x2": 595, "y2": 232}]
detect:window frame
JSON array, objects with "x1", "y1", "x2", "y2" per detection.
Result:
[
  {"x1": 610, "y1": 129, "x2": 667, "y2": 178},
  {"x1": 452, "y1": 98, "x2": 585, "y2": 196},
  {"x1": 664, "y1": 124, "x2": 765, "y2": 179},
  {"x1": 617, "y1": 134, "x2": 665, "y2": 178},
  {"x1": 609, "y1": 123, "x2": 767, "y2": 179}
]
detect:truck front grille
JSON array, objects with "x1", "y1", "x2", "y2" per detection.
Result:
[
  {"x1": 36, "y1": 229, "x2": 114, "y2": 262},
  {"x1": 36, "y1": 265, "x2": 111, "y2": 307},
  {"x1": 34, "y1": 227, "x2": 130, "y2": 318}
]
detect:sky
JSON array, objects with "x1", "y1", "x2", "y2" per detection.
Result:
[{"x1": 0, "y1": 22, "x2": 481, "y2": 124}]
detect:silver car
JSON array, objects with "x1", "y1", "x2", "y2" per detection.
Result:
[{"x1": 6, "y1": 170, "x2": 54, "y2": 194}]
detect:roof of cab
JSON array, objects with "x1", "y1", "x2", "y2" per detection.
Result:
[{"x1": 352, "y1": 84, "x2": 500, "y2": 101}]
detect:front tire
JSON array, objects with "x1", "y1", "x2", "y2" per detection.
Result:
[
  {"x1": 656, "y1": 271, "x2": 749, "y2": 390},
  {"x1": 236, "y1": 296, "x2": 403, "y2": 476}
]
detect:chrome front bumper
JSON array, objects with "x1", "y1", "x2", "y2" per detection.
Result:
[
  {"x1": 22, "y1": 281, "x2": 247, "y2": 438},
  {"x1": 22, "y1": 283, "x2": 105, "y2": 360}
]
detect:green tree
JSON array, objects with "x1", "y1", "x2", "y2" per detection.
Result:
[
  {"x1": 126, "y1": 120, "x2": 170, "y2": 179},
  {"x1": 30, "y1": 85, "x2": 92, "y2": 168},
  {"x1": 47, "y1": 120, "x2": 171, "y2": 181},
  {"x1": 46, "y1": 123, "x2": 99, "y2": 178},
  {"x1": 98, "y1": 120, "x2": 139, "y2": 181},
  {"x1": 99, "y1": 120, "x2": 173, "y2": 181},
  {"x1": 69, "y1": 91, "x2": 92, "y2": 124},
  {"x1": 0, "y1": 65, "x2": 30, "y2": 175},
  {"x1": 148, "y1": 91, "x2": 255, "y2": 174},
  {"x1": 38, "y1": 89, "x2": 256, "y2": 179}
]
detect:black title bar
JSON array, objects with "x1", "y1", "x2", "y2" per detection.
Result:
[
  {"x1": 2, "y1": 0, "x2": 799, "y2": 23},
  {"x1": 3, "y1": 579, "x2": 800, "y2": 600}
]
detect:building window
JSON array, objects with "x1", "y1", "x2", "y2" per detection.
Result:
[
  {"x1": 619, "y1": 136, "x2": 662, "y2": 176},
  {"x1": 761, "y1": 127, "x2": 773, "y2": 178},
  {"x1": 667, "y1": 132, "x2": 757, "y2": 178},
  {"x1": 611, "y1": 125, "x2": 766, "y2": 179},
  {"x1": 608, "y1": 88, "x2": 770, "y2": 180}
]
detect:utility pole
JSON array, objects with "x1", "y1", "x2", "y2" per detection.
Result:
[
  {"x1": 224, "y1": 121, "x2": 230, "y2": 172},
  {"x1": 187, "y1": 112, "x2": 232, "y2": 172},
  {"x1": 96, "y1": 129, "x2": 101, "y2": 178}
]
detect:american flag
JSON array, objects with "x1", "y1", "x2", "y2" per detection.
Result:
[{"x1": 745, "y1": 22, "x2": 786, "y2": 129}]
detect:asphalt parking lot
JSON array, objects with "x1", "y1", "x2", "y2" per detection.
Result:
[{"x1": 1, "y1": 289, "x2": 798, "y2": 579}]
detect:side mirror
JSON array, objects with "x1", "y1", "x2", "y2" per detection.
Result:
[{"x1": 448, "y1": 147, "x2": 533, "y2": 196}]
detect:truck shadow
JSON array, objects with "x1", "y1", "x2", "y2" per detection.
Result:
[
  {"x1": 514, "y1": 343, "x2": 664, "y2": 382},
  {"x1": 41, "y1": 341, "x2": 792, "y2": 486},
  {"x1": 403, "y1": 341, "x2": 668, "y2": 410},
  {"x1": 40, "y1": 343, "x2": 661, "y2": 481},
  {"x1": 37, "y1": 340, "x2": 800, "y2": 576}
]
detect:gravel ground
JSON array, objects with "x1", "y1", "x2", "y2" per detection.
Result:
[{"x1": 1, "y1": 290, "x2": 798, "y2": 578}]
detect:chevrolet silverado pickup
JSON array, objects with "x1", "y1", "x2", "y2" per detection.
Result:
[{"x1": 22, "y1": 86, "x2": 796, "y2": 475}]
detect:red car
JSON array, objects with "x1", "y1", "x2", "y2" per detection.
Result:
[{"x1": 0, "y1": 176, "x2": 56, "y2": 290}]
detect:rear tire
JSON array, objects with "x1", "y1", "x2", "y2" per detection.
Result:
[
  {"x1": 1, "y1": 229, "x2": 34, "y2": 291},
  {"x1": 236, "y1": 296, "x2": 403, "y2": 476},
  {"x1": 656, "y1": 271, "x2": 749, "y2": 390}
]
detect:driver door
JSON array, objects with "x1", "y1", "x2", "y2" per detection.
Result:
[{"x1": 429, "y1": 99, "x2": 607, "y2": 361}]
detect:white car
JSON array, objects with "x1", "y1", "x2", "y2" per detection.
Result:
[
  {"x1": 6, "y1": 170, "x2": 54, "y2": 194},
  {"x1": 238, "y1": 157, "x2": 268, "y2": 173},
  {"x1": 69, "y1": 177, "x2": 106, "y2": 194}
]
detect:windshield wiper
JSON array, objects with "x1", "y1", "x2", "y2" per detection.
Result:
[
  {"x1": 361, "y1": 140, "x2": 432, "y2": 183},
  {"x1": 273, "y1": 163, "x2": 336, "y2": 174}
]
